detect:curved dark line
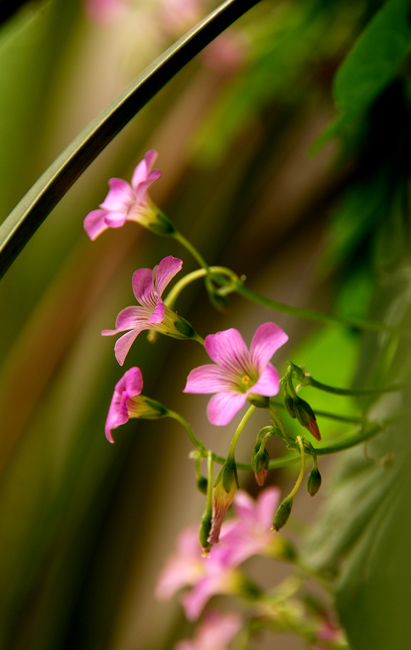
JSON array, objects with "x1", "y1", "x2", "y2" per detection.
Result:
[{"x1": 0, "y1": 0, "x2": 261, "y2": 280}]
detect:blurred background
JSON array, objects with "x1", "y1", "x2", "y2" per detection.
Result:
[{"x1": 0, "y1": 0, "x2": 410, "y2": 648}]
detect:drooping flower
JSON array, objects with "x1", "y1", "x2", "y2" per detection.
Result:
[
  {"x1": 184, "y1": 323, "x2": 288, "y2": 426},
  {"x1": 175, "y1": 610, "x2": 243, "y2": 650},
  {"x1": 84, "y1": 150, "x2": 173, "y2": 240},
  {"x1": 105, "y1": 366, "x2": 168, "y2": 443},
  {"x1": 102, "y1": 256, "x2": 200, "y2": 365}
]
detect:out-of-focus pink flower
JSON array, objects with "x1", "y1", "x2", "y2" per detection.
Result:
[
  {"x1": 84, "y1": 150, "x2": 162, "y2": 240},
  {"x1": 219, "y1": 488, "x2": 286, "y2": 564},
  {"x1": 105, "y1": 367, "x2": 167, "y2": 442},
  {"x1": 156, "y1": 524, "x2": 245, "y2": 621},
  {"x1": 156, "y1": 488, "x2": 291, "y2": 620},
  {"x1": 184, "y1": 323, "x2": 288, "y2": 426},
  {"x1": 102, "y1": 256, "x2": 199, "y2": 365},
  {"x1": 159, "y1": 0, "x2": 201, "y2": 35},
  {"x1": 85, "y1": 0, "x2": 128, "y2": 23},
  {"x1": 202, "y1": 31, "x2": 248, "y2": 76},
  {"x1": 175, "y1": 610, "x2": 243, "y2": 650}
]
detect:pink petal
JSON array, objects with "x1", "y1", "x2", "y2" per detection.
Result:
[
  {"x1": 103, "y1": 212, "x2": 128, "y2": 228},
  {"x1": 100, "y1": 178, "x2": 135, "y2": 211},
  {"x1": 135, "y1": 171, "x2": 162, "y2": 203},
  {"x1": 256, "y1": 487, "x2": 281, "y2": 529},
  {"x1": 249, "y1": 322, "x2": 288, "y2": 371},
  {"x1": 231, "y1": 490, "x2": 257, "y2": 524},
  {"x1": 204, "y1": 328, "x2": 249, "y2": 371},
  {"x1": 154, "y1": 256, "x2": 183, "y2": 297},
  {"x1": 131, "y1": 150, "x2": 158, "y2": 189},
  {"x1": 132, "y1": 267, "x2": 155, "y2": 306},
  {"x1": 184, "y1": 365, "x2": 232, "y2": 394},
  {"x1": 114, "y1": 329, "x2": 142, "y2": 365},
  {"x1": 83, "y1": 209, "x2": 108, "y2": 240},
  {"x1": 207, "y1": 392, "x2": 247, "y2": 426},
  {"x1": 181, "y1": 577, "x2": 218, "y2": 621},
  {"x1": 146, "y1": 299, "x2": 165, "y2": 324},
  {"x1": 114, "y1": 306, "x2": 149, "y2": 331},
  {"x1": 122, "y1": 366, "x2": 143, "y2": 396},
  {"x1": 249, "y1": 363, "x2": 280, "y2": 397}
]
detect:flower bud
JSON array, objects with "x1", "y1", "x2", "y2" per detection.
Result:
[
  {"x1": 199, "y1": 511, "x2": 212, "y2": 555},
  {"x1": 252, "y1": 443, "x2": 270, "y2": 486},
  {"x1": 306, "y1": 467, "x2": 322, "y2": 496},
  {"x1": 272, "y1": 495, "x2": 293, "y2": 531},
  {"x1": 196, "y1": 475, "x2": 208, "y2": 495},
  {"x1": 284, "y1": 393, "x2": 296, "y2": 418},
  {"x1": 208, "y1": 459, "x2": 238, "y2": 545},
  {"x1": 293, "y1": 396, "x2": 321, "y2": 441},
  {"x1": 248, "y1": 393, "x2": 270, "y2": 409}
]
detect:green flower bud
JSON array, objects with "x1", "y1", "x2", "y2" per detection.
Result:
[
  {"x1": 272, "y1": 495, "x2": 294, "y2": 531},
  {"x1": 252, "y1": 444, "x2": 270, "y2": 486},
  {"x1": 248, "y1": 393, "x2": 270, "y2": 409},
  {"x1": 199, "y1": 511, "x2": 212, "y2": 554},
  {"x1": 284, "y1": 393, "x2": 297, "y2": 418},
  {"x1": 306, "y1": 467, "x2": 322, "y2": 496},
  {"x1": 196, "y1": 476, "x2": 208, "y2": 495},
  {"x1": 290, "y1": 396, "x2": 321, "y2": 441}
]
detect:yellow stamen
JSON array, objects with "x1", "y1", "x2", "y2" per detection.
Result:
[{"x1": 242, "y1": 375, "x2": 251, "y2": 385}]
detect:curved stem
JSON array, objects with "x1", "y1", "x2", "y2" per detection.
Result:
[
  {"x1": 228, "y1": 405, "x2": 256, "y2": 458},
  {"x1": 164, "y1": 266, "x2": 237, "y2": 308},
  {"x1": 232, "y1": 281, "x2": 397, "y2": 334},
  {"x1": 167, "y1": 410, "x2": 206, "y2": 455},
  {"x1": 172, "y1": 230, "x2": 210, "y2": 271},
  {"x1": 303, "y1": 374, "x2": 403, "y2": 396},
  {"x1": 289, "y1": 436, "x2": 305, "y2": 499}
]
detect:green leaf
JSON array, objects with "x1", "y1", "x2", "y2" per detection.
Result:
[{"x1": 314, "y1": 0, "x2": 411, "y2": 149}]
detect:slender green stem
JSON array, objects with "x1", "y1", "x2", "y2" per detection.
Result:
[
  {"x1": 304, "y1": 374, "x2": 403, "y2": 396},
  {"x1": 206, "y1": 451, "x2": 214, "y2": 513},
  {"x1": 228, "y1": 405, "x2": 256, "y2": 458},
  {"x1": 232, "y1": 281, "x2": 397, "y2": 334},
  {"x1": 173, "y1": 230, "x2": 210, "y2": 271},
  {"x1": 165, "y1": 266, "x2": 237, "y2": 308},
  {"x1": 289, "y1": 436, "x2": 305, "y2": 498},
  {"x1": 167, "y1": 410, "x2": 206, "y2": 454}
]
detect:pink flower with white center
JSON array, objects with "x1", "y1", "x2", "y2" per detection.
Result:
[
  {"x1": 84, "y1": 150, "x2": 167, "y2": 240},
  {"x1": 105, "y1": 367, "x2": 167, "y2": 443},
  {"x1": 184, "y1": 323, "x2": 288, "y2": 426},
  {"x1": 102, "y1": 256, "x2": 199, "y2": 365},
  {"x1": 175, "y1": 610, "x2": 242, "y2": 650}
]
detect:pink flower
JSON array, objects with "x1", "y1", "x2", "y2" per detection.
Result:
[
  {"x1": 102, "y1": 256, "x2": 199, "y2": 365},
  {"x1": 184, "y1": 323, "x2": 288, "y2": 425},
  {"x1": 175, "y1": 610, "x2": 242, "y2": 650},
  {"x1": 156, "y1": 526, "x2": 244, "y2": 621},
  {"x1": 85, "y1": 0, "x2": 128, "y2": 23},
  {"x1": 84, "y1": 150, "x2": 163, "y2": 240},
  {"x1": 219, "y1": 488, "x2": 291, "y2": 565},
  {"x1": 105, "y1": 367, "x2": 167, "y2": 442}
]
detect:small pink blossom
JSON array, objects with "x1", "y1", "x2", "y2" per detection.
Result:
[
  {"x1": 175, "y1": 610, "x2": 242, "y2": 650},
  {"x1": 102, "y1": 256, "x2": 198, "y2": 365},
  {"x1": 84, "y1": 150, "x2": 162, "y2": 240},
  {"x1": 156, "y1": 488, "x2": 288, "y2": 620},
  {"x1": 105, "y1": 367, "x2": 167, "y2": 442},
  {"x1": 85, "y1": 0, "x2": 128, "y2": 23},
  {"x1": 184, "y1": 323, "x2": 288, "y2": 426}
]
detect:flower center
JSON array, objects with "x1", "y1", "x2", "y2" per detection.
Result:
[{"x1": 241, "y1": 374, "x2": 252, "y2": 386}]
